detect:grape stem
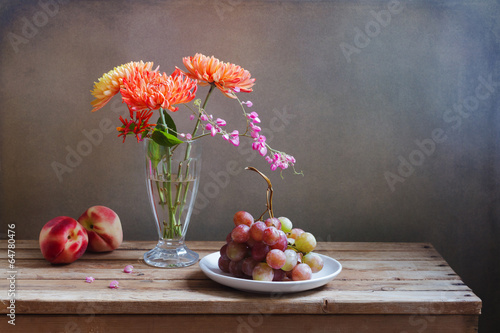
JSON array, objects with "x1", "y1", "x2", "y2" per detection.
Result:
[{"x1": 245, "y1": 167, "x2": 274, "y2": 219}]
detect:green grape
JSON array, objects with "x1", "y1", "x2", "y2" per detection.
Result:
[
  {"x1": 281, "y1": 249, "x2": 298, "y2": 272},
  {"x1": 252, "y1": 262, "x2": 274, "y2": 281},
  {"x1": 303, "y1": 252, "x2": 324, "y2": 273},
  {"x1": 278, "y1": 217, "x2": 293, "y2": 233},
  {"x1": 295, "y1": 232, "x2": 317, "y2": 253}
]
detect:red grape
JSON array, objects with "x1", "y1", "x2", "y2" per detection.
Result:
[
  {"x1": 229, "y1": 260, "x2": 245, "y2": 278},
  {"x1": 291, "y1": 263, "x2": 312, "y2": 281},
  {"x1": 241, "y1": 257, "x2": 259, "y2": 276},
  {"x1": 266, "y1": 249, "x2": 286, "y2": 269},
  {"x1": 231, "y1": 224, "x2": 250, "y2": 243},
  {"x1": 218, "y1": 256, "x2": 230, "y2": 273},
  {"x1": 226, "y1": 241, "x2": 248, "y2": 261},
  {"x1": 270, "y1": 230, "x2": 288, "y2": 251},
  {"x1": 251, "y1": 242, "x2": 270, "y2": 261},
  {"x1": 233, "y1": 211, "x2": 254, "y2": 227},
  {"x1": 220, "y1": 244, "x2": 228, "y2": 260},
  {"x1": 264, "y1": 217, "x2": 281, "y2": 229},
  {"x1": 273, "y1": 269, "x2": 286, "y2": 281},
  {"x1": 249, "y1": 221, "x2": 266, "y2": 242},
  {"x1": 263, "y1": 227, "x2": 280, "y2": 246}
]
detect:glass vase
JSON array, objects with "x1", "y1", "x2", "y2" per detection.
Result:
[{"x1": 143, "y1": 138, "x2": 201, "y2": 268}]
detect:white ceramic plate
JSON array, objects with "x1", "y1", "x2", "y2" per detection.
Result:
[{"x1": 199, "y1": 252, "x2": 342, "y2": 293}]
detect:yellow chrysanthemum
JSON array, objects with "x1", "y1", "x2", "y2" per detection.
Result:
[{"x1": 90, "y1": 61, "x2": 154, "y2": 112}]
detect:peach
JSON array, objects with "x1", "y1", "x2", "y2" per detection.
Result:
[
  {"x1": 39, "y1": 216, "x2": 88, "y2": 264},
  {"x1": 78, "y1": 205, "x2": 123, "y2": 252}
]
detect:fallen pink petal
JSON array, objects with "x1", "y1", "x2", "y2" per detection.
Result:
[
  {"x1": 85, "y1": 276, "x2": 95, "y2": 283},
  {"x1": 109, "y1": 280, "x2": 119, "y2": 289},
  {"x1": 124, "y1": 265, "x2": 134, "y2": 273}
]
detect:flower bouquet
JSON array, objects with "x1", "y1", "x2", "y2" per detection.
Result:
[{"x1": 90, "y1": 54, "x2": 299, "y2": 267}]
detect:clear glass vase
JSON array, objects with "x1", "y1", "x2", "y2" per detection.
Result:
[{"x1": 143, "y1": 138, "x2": 201, "y2": 268}]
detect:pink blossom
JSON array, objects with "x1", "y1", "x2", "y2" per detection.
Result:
[
  {"x1": 249, "y1": 123, "x2": 261, "y2": 132},
  {"x1": 216, "y1": 118, "x2": 226, "y2": 127},
  {"x1": 248, "y1": 112, "x2": 260, "y2": 123},
  {"x1": 229, "y1": 130, "x2": 240, "y2": 146},
  {"x1": 189, "y1": 114, "x2": 195, "y2": 121},
  {"x1": 252, "y1": 135, "x2": 267, "y2": 156},
  {"x1": 186, "y1": 133, "x2": 192, "y2": 140},
  {"x1": 85, "y1": 276, "x2": 95, "y2": 283},
  {"x1": 233, "y1": 87, "x2": 240, "y2": 92},
  {"x1": 109, "y1": 280, "x2": 119, "y2": 289},
  {"x1": 205, "y1": 123, "x2": 218, "y2": 137},
  {"x1": 242, "y1": 101, "x2": 253, "y2": 107},
  {"x1": 123, "y1": 265, "x2": 133, "y2": 273},
  {"x1": 200, "y1": 114, "x2": 208, "y2": 121},
  {"x1": 249, "y1": 123, "x2": 261, "y2": 138}
]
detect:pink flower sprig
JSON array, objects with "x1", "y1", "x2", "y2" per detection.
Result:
[
  {"x1": 266, "y1": 152, "x2": 296, "y2": 171},
  {"x1": 187, "y1": 97, "x2": 301, "y2": 175}
]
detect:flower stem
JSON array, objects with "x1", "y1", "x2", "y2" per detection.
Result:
[{"x1": 191, "y1": 84, "x2": 215, "y2": 137}]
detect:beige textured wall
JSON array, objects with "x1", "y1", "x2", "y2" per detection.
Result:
[{"x1": 1, "y1": 0, "x2": 499, "y2": 330}]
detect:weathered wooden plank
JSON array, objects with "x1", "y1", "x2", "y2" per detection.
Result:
[
  {"x1": 4, "y1": 267, "x2": 460, "y2": 281},
  {"x1": 0, "y1": 240, "x2": 437, "y2": 251},
  {"x1": 0, "y1": 314, "x2": 480, "y2": 333},
  {"x1": 11, "y1": 258, "x2": 454, "y2": 273},
  {"x1": 0, "y1": 278, "x2": 473, "y2": 292},
  {"x1": 1, "y1": 289, "x2": 480, "y2": 315},
  {"x1": 0, "y1": 248, "x2": 443, "y2": 261}
]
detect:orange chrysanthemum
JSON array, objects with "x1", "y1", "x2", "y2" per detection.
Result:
[
  {"x1": 121, "y1": 68, "x2": 197, "y2": 112},
  {"x1": 181, "y1": 53, "x2": 255, "y2": 98},
  {"x1": 90, "y1": 61, "x2": 154, "y2": 112}
]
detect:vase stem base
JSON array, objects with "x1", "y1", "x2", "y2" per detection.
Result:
[{"x1": 143, "y1": 242, "x2": 199, "y2": 268}]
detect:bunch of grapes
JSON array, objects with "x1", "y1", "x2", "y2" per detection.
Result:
[{"x1": 218, "y1": 211, "x2": 324, "y2": 281}]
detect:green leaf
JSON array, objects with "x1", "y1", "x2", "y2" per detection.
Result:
[
  {"x1": 156, "y1": 109, "x2": 177, "y2": 137},
  {"x1": 151, "y1": 129, "x2": 184, "y2": 147}
]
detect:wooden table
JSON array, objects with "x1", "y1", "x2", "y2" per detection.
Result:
[{"x1": 0, "y1": 241, "x2": 481, "y2": 332}]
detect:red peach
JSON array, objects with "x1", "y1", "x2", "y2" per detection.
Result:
[
  {"x1": 39, "y1": 216, "x2": 88, "y2": 264},
  {"x1": 78, "y1": 205, "x2": 123, "y2": 252}
]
